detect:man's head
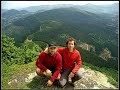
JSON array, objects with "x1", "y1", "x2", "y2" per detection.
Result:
[
  {"x1": 48, "y1": 41, "x2": 57, "y2": 56},
  {"x1": 66, "y1": 38, "x2": 76, "y2": 50}
]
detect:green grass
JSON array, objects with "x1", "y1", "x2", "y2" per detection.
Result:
[
  {"x1": 1, "y1": 57, "x2": 37, "y2": 89},
  {"x1": 10, "y1": 60, "x2": 36, "y2": 76},
  {"x1": 1, "y1": 63, "x2": 12, "y2": 89}
]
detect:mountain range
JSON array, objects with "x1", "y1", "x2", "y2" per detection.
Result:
[
  {"x1": 2, "y1": 3, "x2": 118, "y2": 70},
  {"x1": 17, "y1": 3, "x2": 119, "y2": 14}
]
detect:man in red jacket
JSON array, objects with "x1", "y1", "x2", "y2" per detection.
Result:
[
  {"x1": 44, "y1": 38, "x2": 82, "y2": 87},
  {"x1": 57, "y1": 38, "x2": 82, "y2": 87},
  {"x1": 36, "y1": 41, "x2": 62, "y2": 87}
]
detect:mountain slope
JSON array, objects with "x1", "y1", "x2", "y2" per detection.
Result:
[
  {"x1": 2, "y1": 9, "x2": 32, "y2": 28},
  {"x1": 2, "y1": 8, "x2": 118, "y2": 57},
  {"x1": 2, "y1": 9, "x2": 30, "y2": 18}
]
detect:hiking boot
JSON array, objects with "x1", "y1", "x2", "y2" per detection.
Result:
[
  {"x1": 68, "y1": 77, "x2": 74, "y2": 87},
  {"x1": 68, "y1": 77, "x2": 72, "y2": 84}
]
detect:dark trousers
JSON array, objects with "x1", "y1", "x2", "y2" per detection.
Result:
[{"x1": 59, "y1": 67, "x2": 83, "y2": 87}]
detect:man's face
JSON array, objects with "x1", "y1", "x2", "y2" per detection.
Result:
[
  {"x1": 67, "y1": 41, "x2": 75, "y2": 50},
  {"x1": 48, "y1": 47, "x2": 57, "y2": 56}
]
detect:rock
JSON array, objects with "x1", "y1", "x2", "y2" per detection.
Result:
[
  {"x1": 8, "y1": 71, "x2": 37, "y2": 88},
  {"x1": 99, "y1": 48, "x2": 112, "y2": 60},
  {"x1": 25, "y1": 72, "x2": 37, "y2": 83},
  {"x1": 8, "y1": 79, "x2": 17, "y2": 85},
  {"x1": 73, "y1": 68, "x2": 117, "y2": 89},
  {"x1": 7, "y1": 68, "x2": 117, "y2": 89}
]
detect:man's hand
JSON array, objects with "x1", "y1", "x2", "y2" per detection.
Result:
[
  {"x1": 44, "y1": 48, "x2": 49, "y2": 54},
  {"x1": 47, "y1": 80, "x2": 53, "y2": 87},
  {"x1": 69, "y1": 72, "x2": 75, "y2": 78},
  {"x1": 45, "y1": 69, "x2": 52, "y2": 76}
]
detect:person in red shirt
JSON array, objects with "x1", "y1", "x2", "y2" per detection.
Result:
[
  {"x1": 57, "y1": 38, "x2": 82, "y2": 87},
  {"x1": 44, "y1": 38, "x2": 82, "y2": 87},
  {"x1": 36, "y1": 41, "x2": 62, "y2": 87}
]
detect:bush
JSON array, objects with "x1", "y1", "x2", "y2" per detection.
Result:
[{"x1": 2, "y1": 34, "x2": 42, "y2": 65}]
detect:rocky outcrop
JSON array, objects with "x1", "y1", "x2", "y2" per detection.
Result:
[
  {"x1": 79, "y1": 43, "x2": 95, "y2": 52},
  {"x1": 99, "y1": 48, "x2": 112, "y2": 60},
  {"x1": 74, "y1": 68, "x2": 116, "y2": 89},
  {"x1": 8, "y1": 68, "x2": 117, "y2": 89}
]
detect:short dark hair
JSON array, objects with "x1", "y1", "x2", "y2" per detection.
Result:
[
  {"x1": 48, "y1": 41, "x2": 57, "y2": 47},
  {"x1": 66, "y1": 38, "x2": 76, "y2": 46}
]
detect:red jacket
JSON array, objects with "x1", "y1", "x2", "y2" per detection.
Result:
[
  {"x1": 57, "y1": 48, "x2": 82, "y2": 74},
  {"x1": 36, "y1": 51, "x2": 62, "y2": 82}
]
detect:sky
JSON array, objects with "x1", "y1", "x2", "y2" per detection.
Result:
[{"x1": 2, "y1": 1, "x2": 119, "y2": 10}]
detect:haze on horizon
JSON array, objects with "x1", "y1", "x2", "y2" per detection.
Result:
[{"x1": 2, "y1": 1, "x2": 119, "y2": 10}]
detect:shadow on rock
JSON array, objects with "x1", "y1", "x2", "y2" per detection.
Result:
[
  {"x1": 27, "y1": 76, "x2": 49, "y2": 89},
  {"x1": 27, "y1": 76, "x2": 74, "y2": 89}
]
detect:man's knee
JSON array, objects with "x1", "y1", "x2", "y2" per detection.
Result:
[
  {"x1": 76, "y1": 68, "x2": 84, "y2": 79},
  {"x1": 59, "y1": 79, "x2": 67, "y2": 87},
  {"x1": 56, "y1": 73, "x2": 61, "y2": 80},
  {"x1": 36, "y1": 67, "x2": 43, "y2": 76}
]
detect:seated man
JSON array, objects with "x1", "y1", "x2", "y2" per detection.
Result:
[{"x1": 36, "y1": 41, "x2": 62, "y2": 87}]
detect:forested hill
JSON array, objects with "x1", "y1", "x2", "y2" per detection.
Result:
[
  {"x1": 2, "y1": 9, "x2": 32, "y2": 28},
  {"x1": 2, "y1": 7, "x2": 118, "y2": 58}
]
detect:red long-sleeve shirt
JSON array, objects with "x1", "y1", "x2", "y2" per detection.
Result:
[
  {"x1": 36, "y1": 51, "x2": 62, "y2": 82},
  {"x1": 57, "y1": 48, "x2": 82, "y2": 74}
]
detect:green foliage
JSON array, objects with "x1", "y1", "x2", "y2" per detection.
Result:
[
  {"x1": 88, "y1": 33, "x2": 118, "y2": 57},
  {"x1": 2, "y1": 35, "x2": 41, "y2": 65},
  {"x1": 77, "y1": 47, "x2": 118, "y2": 70},
  {"x1": 2, "y1": 34, "x2": 17, "y2": 65},
  {"x1": 33, "y1": 41, "x2": 47, "y2": 50},
  {"x1": 20, "y1": 40, "x2": 42, "y2": 64}
]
